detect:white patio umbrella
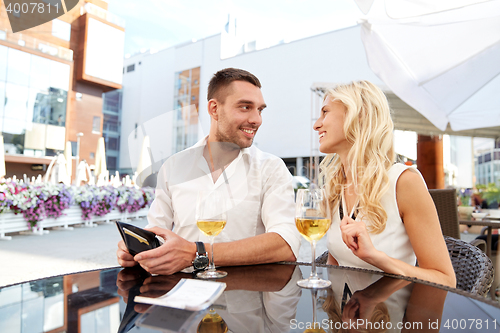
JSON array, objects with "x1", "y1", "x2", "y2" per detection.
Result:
[
  {"x1": 75, "y1": 160, "x2": 93, "y2": 186},
  {"x1": 357, "y1": 0, "x2": 500, "y2": 131},
  {"x1": 55, "y1": 154, "x2": 70, "y2": 185},
  {"x1": 0, "y1": 135, "x2": 5, "y2": 179},
  {"x1": 136, "y1": 135, "x2": 152, "y2": 187},
  {"x1": 64, "y1": 141, "x2": 72, "y2": 182},
  {"x1": 94, "y1": 137, "x2": 108, "y2": 186},
  {"x1": 44, "y1": 154, "x2": 69, "y2": 184}
]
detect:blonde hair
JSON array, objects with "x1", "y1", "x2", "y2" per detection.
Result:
[
  {"x1": 322, "y1": 288, "x2": 390, "y2": 333},
  {"x1": 319, "y1": 80, "x2": 395, "y2": 234}
]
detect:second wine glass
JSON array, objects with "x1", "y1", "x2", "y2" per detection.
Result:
[
  {"x1": 196, "y1": 190, "x2": 227, "y2": 279},
  {"x1": 295, "y1": 187, "x2": 332, "y2": 289}
]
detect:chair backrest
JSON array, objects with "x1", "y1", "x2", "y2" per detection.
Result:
[
  {"x1": 429, "y1": 189, "x2": 460, "y2": 239},
  {"x1": 317, "y1": 237, "x2": 493, "y2": 296},
  {"x1": 315, "y1": 250, "x2": 328, "y2": 264},
  {"x1": 445, "y1": 236, "x2": 494, "y2": 296}
]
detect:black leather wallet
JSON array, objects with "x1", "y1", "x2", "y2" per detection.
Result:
[{"x1": 116, "y1": 221, "x2": 161, "y2": 256}]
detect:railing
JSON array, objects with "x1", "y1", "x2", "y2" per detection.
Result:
[
  {"x1": 0, "y1": 206, "x2": 149, "y2": 240},
  {"x1": 0, "y1": 29, "x2": 73, "y2": 61}
]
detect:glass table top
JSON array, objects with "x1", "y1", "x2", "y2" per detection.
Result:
[{"x1": 1, "y1": 263, "x2": 499, "y2": 333}]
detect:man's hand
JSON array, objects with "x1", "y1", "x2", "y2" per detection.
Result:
[
  {"x1": 117, "y1": 240, "x2": 138, "y2": 267},
  {"x1": 134, "y1": 227, "x2": 197, "y2": 275},
  {"x1": 116, "y1": 267, "x2": 152, "y2": 313}
]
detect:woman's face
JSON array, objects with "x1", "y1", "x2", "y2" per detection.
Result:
[{"x1": 313, "y1": 96, "x2": 350, "y2": 155}]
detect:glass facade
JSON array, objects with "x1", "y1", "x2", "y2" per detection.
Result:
[
  {"x1": 173, "y1": 67, "x2": 200, "y2": 154},
  {"x1": 0, "y1": 45, "x2": 70, "y2": 156},
  {"x1": 102, "y1": 89, "x2": 122, "y2": 174},
  {"x1": 475, "y1": 148, "x2": 500, "y2": 185}
]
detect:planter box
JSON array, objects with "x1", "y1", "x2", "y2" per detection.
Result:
[
  {"x1": 40, "y1": 206, "x2": 90, "y2": 230},
  {"x1": 0, "y1": 211, "x2": 30, "y2": 240},
  {"x1": 92, "y1": 208, "x2": 124, "y2": 224},
  {"x1": 0, "y1": 205, "x2": 150, "y2": 240},
  {"x1": 134, "y1": 207, "x2": 149, "y2": 220}
]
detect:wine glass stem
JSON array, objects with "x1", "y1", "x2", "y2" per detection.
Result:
[
  {"x1": 208, "y1": 236, "x2": 215, "y2": 271},
  {"x1": 310, "y1": 240, "x2": 318, "y2": 280},
  {"x1": 311, "y1": 289, "x2": 318, "y2": 328}
]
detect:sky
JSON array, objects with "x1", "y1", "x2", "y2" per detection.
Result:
[{"x1": 106, "y1": 0, "x2": 360, "y2": 56}]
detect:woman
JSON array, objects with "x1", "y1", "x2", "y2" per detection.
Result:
[{"x1": 314, "y1": 80, "x2": 455, "y2": 287}]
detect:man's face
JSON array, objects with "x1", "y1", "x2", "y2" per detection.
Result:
[{"x1": 213, "y1": 81, "x2": 266, "y2": 148}]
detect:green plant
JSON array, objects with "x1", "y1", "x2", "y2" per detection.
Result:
[
  {"x1": 482, "y1": 183, "x2": 500, "y2": 206},
  {"x1": 459, "y1": 195, "x2": 471, "y2": 207}
]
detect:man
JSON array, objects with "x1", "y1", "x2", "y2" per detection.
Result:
[{"x1": 117, "y1": 68, "x2": 300, "y2": 275}]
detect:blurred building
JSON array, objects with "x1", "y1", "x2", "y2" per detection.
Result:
[
  {"x1": 0, "y1": 0, "x2": 124, "y2": 180},
  {"x1": 119, "y1": 24, "x2": 499, "y2": 188},
  {"x1": 475, "y1": 144, "x2": 500, "y2": 186},
  {"x1": 102, "y1": 89, "x2": 122, "y2": 175}
]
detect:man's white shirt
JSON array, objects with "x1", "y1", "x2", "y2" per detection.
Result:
[{"x1": 147, "y1": 136, "x2": 301, "y2": 259}]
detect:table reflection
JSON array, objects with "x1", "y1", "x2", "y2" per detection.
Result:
[
  {"x1": 197, "y1": 307, "x2": 228, "y2": 333},
  {"x1": 117, "y1": 264, "x2": 302, "y2": 332},
  {"x1": 319, "y1": 267, "x2": 447, "y2": 333},
  {"x1": 0, "y1": 276, "x2": 65, "y2": 332},
  {"x1": 1, "y1": 263, "x2": 499, "y2": 332}
]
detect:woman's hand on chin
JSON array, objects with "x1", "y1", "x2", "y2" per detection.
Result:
[{"x1": 340, "y1": 217, "x2": 379, "y2": 263}]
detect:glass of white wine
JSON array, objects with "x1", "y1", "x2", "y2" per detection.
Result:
[
  {"x1": 197, "y1": 308, "x2": 228, "y2": 333},
  {"x1": 196, "y1": 190, "x2": 227, "y2": 279},
  {"x1": 295, "y1": 187, "x2": 332, "y2": 289}
]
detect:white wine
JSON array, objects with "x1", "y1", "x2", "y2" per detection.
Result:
[
  {"x1": 197, "y1": 311, "x2": 228, "y2": 333},
  {"x1": 197, "y1": 220, "x2": 226, "y2": 237},
  {"x1": 296, "y1": 217, "x2": 331, "y2": 242}
]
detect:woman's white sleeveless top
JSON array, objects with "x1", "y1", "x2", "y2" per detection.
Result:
[{"x1": 326, "y1": 163, "x2": 419, "y2": 270}]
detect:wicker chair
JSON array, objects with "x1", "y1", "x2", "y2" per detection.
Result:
[
  {"x1": 429, "y1": 189, "x2": 461, "y2": 238},
  {"x1": 315, "y1": 250, "x2": 329, "y2": 264},
  {"x1": 429, "y1": 188, "x2": 486, "y2": 252},
  {"x1": 316, "y1": 237, "x2": 494, "y2": 296},
  {"x1": 445, "y1": 236, "x2": 494, "y2": 297}
]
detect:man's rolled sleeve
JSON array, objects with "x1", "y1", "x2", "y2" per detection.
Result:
[
  {"x1": 261, "y1": 159, "x2": 301, "y2": 260},
  {"x1": 146, "y1": 163, "x2": 174, "y2": 230}
]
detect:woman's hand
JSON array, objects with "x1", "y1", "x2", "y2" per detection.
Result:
[{"x1": 340, "y1": 216, "x2": 379, "y2": 263}]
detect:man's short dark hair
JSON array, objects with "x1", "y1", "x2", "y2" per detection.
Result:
[{"x1": 207, "y1": 68, "x2": 261, "y2": 103}]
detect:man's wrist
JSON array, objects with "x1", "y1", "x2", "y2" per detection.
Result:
[
  {"x1": 193, "y1": 241, "x2": 209, "y2": 270},
  {"x1": 191, "y1": 242, "x2": 197, "y2": 262}
]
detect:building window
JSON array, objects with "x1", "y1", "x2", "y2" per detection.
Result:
[
  {"x1": 126, "y1": 64, "x2": 135, "y2": 73},
  {"x1": 32, "y1": 87, "x2": 67, "y2": 127},
  {"x1": 90, "y1": 152, "x2": 95, "y2": 159},
  {"x1": 107, "y1": 156, "x2": 117, "y2": 169},
  {"x1": 0, "y1": 46, "x2": 70, "y2": 157},
  {"x1": 103, "y1": 114, "x2": 119, "y2": 132},
  {"x1": 173, "y1": 67, "x2": 200, "y2": 153},
  {"x1": 102, "y1": 90, "x2": 121, "y2": 114},
  {"x1": 107, "y1": 137, "x2": 119, "y2": 151},
  {"x1": 92, "y1": 116, "x2": 101, "y2": 133},
  {"x1": 70, "y1": 141, "x2": 77, "y2": 156}
]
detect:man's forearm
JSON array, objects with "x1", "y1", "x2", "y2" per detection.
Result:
[{"x1": 208, "y1": 232, "x2": 296, "y2": 267}]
